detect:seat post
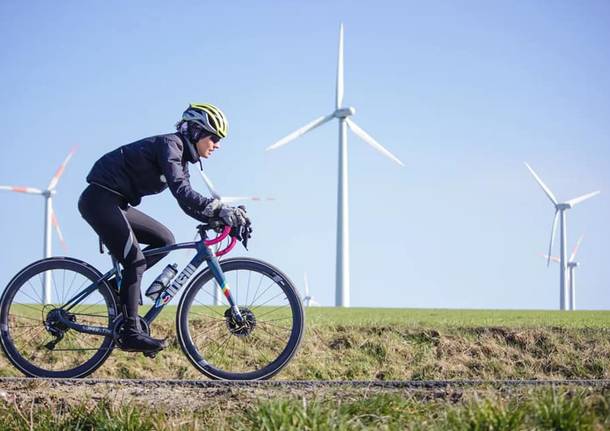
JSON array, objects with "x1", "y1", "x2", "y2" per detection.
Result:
[{"x1": 100, "y1": 237, "x2": 123, "y2": 288}]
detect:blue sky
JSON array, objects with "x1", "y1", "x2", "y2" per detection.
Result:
[{"x1": 1, "y1": 1, "x2": 609, "y2": 309}]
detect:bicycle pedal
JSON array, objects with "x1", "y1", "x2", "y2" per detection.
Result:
[{"x1": 143, "y1": 351, "x2": 157, "y2": 358}]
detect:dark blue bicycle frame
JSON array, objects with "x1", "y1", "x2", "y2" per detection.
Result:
[{"x1": 59, "y1": 235, "x2": 242, "y2": 336}]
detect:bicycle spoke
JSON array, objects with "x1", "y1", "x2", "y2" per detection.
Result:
[
  {"x1": 255, "y1": 322, "x2": 291, "y2": 344},
  {"x1": 193, "y1": 299, "x2": 226, "y2": 319},
  {"x1": 251, "y1": 293, "x2": 289, "y2": 313},
  {"x1": 189, "y1": 309, "x2": 226, "y2": 323},
  {"x1": 256, "y1": 319, "x2": 292, "y2": 333},
  {"x1": 51, "y1": 270, "x2": 59, "y2": 304},
  {"x1": 76, "y1": 298, "x2": 106, "y2": 315},
  {"x1": 248, "y1": 273, "x2": 265, "y2": 309},
  {"x1": 195, "y1": 284, "x2": 227, "y2": 307},
  {"x1": 191, "y1": 321, "x2": 225, "y2": 344},
  {"x1": 248, "y1": 279, "x2": 277, "y2": 308},
  {"x1": 62, "y1": 271, "x2": 82, "y2": 308},
  {"x1": 25, "y1": 280, "x2": 43, "y2": 304}
]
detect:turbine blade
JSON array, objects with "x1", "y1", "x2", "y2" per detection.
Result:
[
  {"x1": 336, "y1": 23, "x2": 344, "y2": 109},
  {"x1": 48, "y1": 146, "x2": 78, "y2": 190},
  {"x1": 198, "y1": 170, "x2": 221, "y2": 199},
  {"x1": 524, "y1": 162, "x2": 558, "y2": 206},
  {"x1": 547, "y1": 210, "x2": 559, "y2": 267},
  {"x1": 569, "y1": 234, "x2": 584, "y2": 262},
  {"x1": 541, "y1": 253, "x2": 561, "y2": 263},
  {"x1": 304, "y1": 272, "x2": 310, "y2": 296},
  {"x1": 266, "y1": 114, "x2": 334, "y2": 151},
  {"x1": 566, "y1": 191, "x2": 600, "y2": 208},
  {"x1": 0, "y1": 185, "x2": 43, "y2": 194},
  {"x1": 51, "y1": 209, "x2": 68, "y2": 253},
  {"x1": 219, "y1": 196, "x2": 274, "y2": 204},
  {"x1": 346, "y1": 119, "x2": 404, "y2": 166}
]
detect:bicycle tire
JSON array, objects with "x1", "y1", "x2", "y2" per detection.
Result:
[
  {"x1": 0, "y1": 257, "x2": 117, "y2": 378},
  {"x1": 177, "y1": 257, "x2": 304, "y2": 380}
]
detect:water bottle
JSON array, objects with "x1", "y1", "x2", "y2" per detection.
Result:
[{"x1": 145, "y1": 264, "x2": 178, "y2": 300}]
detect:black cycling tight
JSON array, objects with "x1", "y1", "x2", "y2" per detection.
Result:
[{"x1": 78, "y1": 184, "x2": 175, "y2": 318}]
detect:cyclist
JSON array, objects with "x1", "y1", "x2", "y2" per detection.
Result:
[{"x1": 78, "y1": 103, "x2": 250, "y2": 353}]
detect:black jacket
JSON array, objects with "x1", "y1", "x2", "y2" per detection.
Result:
[{"x1": 86, "y1": 133, "x2": 212, "y2": 222}]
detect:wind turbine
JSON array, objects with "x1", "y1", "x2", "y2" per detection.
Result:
[
  {"x1": 0, "y1": 147, "x2": 77, "y2": 304},
  {"x1": 525, "y1": 162, "x2": 599, "y2": 310},
  {"x1": 266, "y1": 24, "x2": 404, "y2": 307},
  {"x1": 302, "y1": 272, "x2": 319, "y2": 307},
  {"x1": 543, "y1": 235, "x2": 584, "y2": 311}
]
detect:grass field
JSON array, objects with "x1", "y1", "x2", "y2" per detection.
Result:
[
  {"x1": 146, "y1": 305, "x2": 610, "y2": 327},
  {"x1": 1, "y1": 307, "x2": 609, "y2": 381},
  {"x1": 1, "y1": 307, "x2": 609, "y2": 429},
  {"x1": 11, "y1": 303, "x2": 610, "y2": 328},
  {"x1": 265, "y1": 306, "x2": 610, "y2": 328}
]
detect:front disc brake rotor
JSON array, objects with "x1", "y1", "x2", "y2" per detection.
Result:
[{"x1": 224, "y1": 307, "x2": 256, "y2": 337}]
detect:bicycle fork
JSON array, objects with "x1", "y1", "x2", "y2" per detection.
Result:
[{"x1": 201, "y1": 243, "x2": 245, "y2": 323}]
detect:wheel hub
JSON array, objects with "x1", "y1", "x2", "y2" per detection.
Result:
[
  {"x1": 224, "y1": 307, "x2": 256, "y2": 337},
  {"x1": 45, "y1": 308, "x2": 75, "y2": 336}
]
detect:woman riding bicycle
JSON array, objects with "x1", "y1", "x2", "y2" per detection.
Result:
[{"x1": 78, "y1": 103, "x2": 250, "y2": 353}]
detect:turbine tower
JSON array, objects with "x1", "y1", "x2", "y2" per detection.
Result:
[
  {"x1": 525, "y1": 163, "x2": 599, "y2": 310},
  {"x1": 302, "y1": 272, "x2": 319, "y2": 307},
  {"x1": 544, "y1": 234, "x2": 584, "y2": 311},
  {"x1": 266, "y1": 24, "x2": 404, "y2": 307},
  {"x1": 0, "y1": 147, "x2": 77, "y2": 304}
]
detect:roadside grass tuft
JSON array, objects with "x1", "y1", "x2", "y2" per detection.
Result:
[
  {"x1": 0, "y1": 388, "x2": 609, "y2": 430},
  {"x1": 0, "y1": 400, "x2": 167, "y2": 431},
  {"x1": 445, "y1": 399, "x2": 525, "y2": 431},
  {"x1": 532, "y1": 390, "x2": 595, "y2": 431}
]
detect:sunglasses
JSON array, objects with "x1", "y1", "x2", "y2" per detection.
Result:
[{"x1": 210, "y1": 135, "x2": 221, "y2": 144}]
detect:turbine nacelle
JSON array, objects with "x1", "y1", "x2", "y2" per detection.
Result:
[{"x1": 334, "y1": 107, "x2": 356, "y2": 118}]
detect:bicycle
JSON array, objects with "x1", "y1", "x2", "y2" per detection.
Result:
[{"x1": 0, "y1": 223, "x2": 304, "y2": 380}]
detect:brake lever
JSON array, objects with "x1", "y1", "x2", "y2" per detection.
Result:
[{"x1": 231, "y1": 224, "x2": 253, "y2": 250}]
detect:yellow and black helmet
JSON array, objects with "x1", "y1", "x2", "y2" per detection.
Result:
[{"x1": 180, "y1": 103, "x2": 228, "y2": 138}]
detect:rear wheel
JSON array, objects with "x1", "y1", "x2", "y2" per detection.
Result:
[
  {"x1": 0, "y1": 257, "x2": 117, "y2": 378},
  {"x1": 177, "y1": 257, "x2": 304, "y2": 380}
]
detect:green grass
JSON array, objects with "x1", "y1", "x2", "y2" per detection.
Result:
[
  {"x1": 12, "y1": 303, "x2": 610, "y2": 328},
  {"x1": 301, "y1": 307, "x2": 610, "y2": 328},
  {"x1": 1, "y1": 387, "x2": 609, "y2": 430},
  {"x1": 128, "y1": 305, "x2": 610, "y2": 330},
  {"x1": 146, "y1": 306, "x2": 610, "y2": 328},
  {"x1": 1, "y1": 307, "x2": 609, "y2": 380}
]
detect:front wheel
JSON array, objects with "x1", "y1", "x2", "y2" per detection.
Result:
[{"x1": 177, "y1": 257, "x2": 304, "y2": 380}]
